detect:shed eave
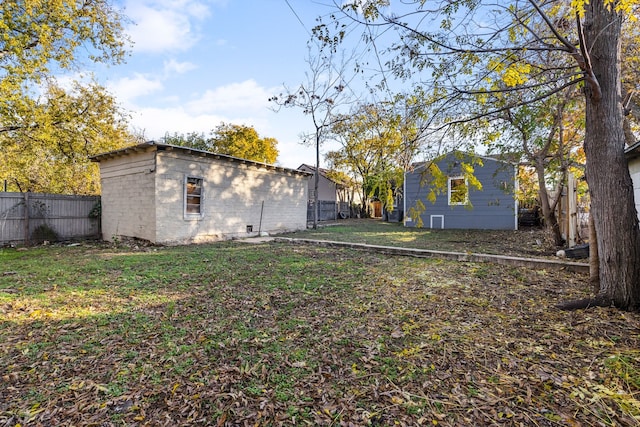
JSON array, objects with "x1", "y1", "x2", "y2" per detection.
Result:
[
  {"x1": 625, "y1": 141, "x2": 640, "y2": 160},
  {"x1": 89, "y1": 143, "x2": 155, "y2": 162},
  {"x1": 90, "y1": 141, "x2": 313, "y2": 177}
]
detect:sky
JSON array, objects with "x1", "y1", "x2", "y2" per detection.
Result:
[{"x1": 92, "y1": 0, "x2": 359, "y2": 170}]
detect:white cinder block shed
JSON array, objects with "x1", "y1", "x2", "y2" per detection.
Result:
[
  {"x1": 626, "y1": 141, "x2": 640, "y2": 224},
  {"x1": 91, "y1": 142, "x2": 311, "y2": 245}
]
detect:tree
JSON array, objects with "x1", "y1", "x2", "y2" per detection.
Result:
[
  {"x1": 0, "y1": 0, "x2": 128, "y2": 78},
  {"x1": 328, "y1": 100, "x2": 423, "y2": 216},
  {"x1": 209, "y1": 123, "x2": 278, "y2": 164},
  {"x1": 0, "y1": 0, "x2": 133, "y2": 194},
  {"x1": 489, "y1": 87, "x2": 585, "y2": 247},
  {"x1": 162, "y1": 123, "x2": 279, "y2": 164},
  {"x1": 161, "y1": 132, "x2": 209, "y2": 152},
  {"x1": 327, "y1": 104, "x2": 389, "y2": 216},
  {"x1": 319, "y1": 1, "x2": 640, "y2": 310},
  {"x1": 579, "y1": 2, "x2": 640, "y2": 310},
  {"x1": 451, "y1": 20, "x2": 588, "y2": 247},
  {"x1": 0, "y1": 80, "x2": 133, "y2": 194},
  {"x1": 270, "y1": 45, "x2": 352, "y2": 229}
]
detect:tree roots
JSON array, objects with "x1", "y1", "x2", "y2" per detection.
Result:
[{"x1": 556, "y1": 295, "x2": 613, "y2": 310}]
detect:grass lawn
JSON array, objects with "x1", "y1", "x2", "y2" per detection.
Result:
[{"x1": 0, "y1": 226, "x2": 638, "y2": 426}]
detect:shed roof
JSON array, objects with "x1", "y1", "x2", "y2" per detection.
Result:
[
  {"x1": 297, "y1": 164, "x2": 351, "y2": 187},
  {"x1": 626, "y1": 141, "x2": 640, "y2": 160},
  {"x1": 91, "y1": 141, "x2": 312, "y2": 177}
]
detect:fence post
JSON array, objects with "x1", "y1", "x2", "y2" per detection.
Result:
[{"x1": 23, "y1": 191, "x2": 30, "y2": 246}]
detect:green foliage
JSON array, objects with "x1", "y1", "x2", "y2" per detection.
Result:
[
  {"x1": 605, "y1": 352, "x2": 640, "y2": 389},
  {"x1": 88, "y1": 200, "x2": 101, "y2": 219},
  {"x1": 421, "y1": 163, "x2": 447, "y2": 205},
  {"x1": 407, "y1": 199, "x2": 426, "y2": 227},
  {"x1": 0, "y1": 81, "x2": 135, "y2": 194},
  {"x1": 318, "y1": 0, "x2": 637, "y2": 155},
  {"x1": 0, "y1": 1, "x2": 134, "y2": 195},
  {"x1": 328, "y1": 101, "x2": 424, "y2": 213},
  {"x1": 0, "y1": 0, "x2": 129, "y2": 80},
  {"x1": 161, "y1": 132, "x2": 209, "y2": 151},
  {"x1": 210, "y1": 123, "x2": 279, "y2": 164},
  {"x1": 365, "y1": 166, "x2": 404, "y2": 212},
  {"x1": 162, "y1": 123, "x2": 279, "y2": 164}
]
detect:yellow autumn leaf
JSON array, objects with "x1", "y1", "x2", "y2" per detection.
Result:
[
  {"x1": 391, "y1": 395, "x2": 404, "y2": 405},
  {"x1": 503, "y1": 63, "x2": 531, "y2": 87}
]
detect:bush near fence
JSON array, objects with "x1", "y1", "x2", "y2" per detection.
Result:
[{"x1": 0, "y1": 192, "x2": 100, "y2": 246}]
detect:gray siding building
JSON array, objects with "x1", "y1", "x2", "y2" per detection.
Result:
[{"x1": 404, "y1": 151, "x2": 518, "y2": 230}]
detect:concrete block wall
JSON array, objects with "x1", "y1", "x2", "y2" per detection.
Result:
[
  {"x1": 154, "y1": 151, "x2": 308, "y2": 244},
  {"x1": 99, "y1": 151, "x2": 157, "y2": 242},
  {"x1": 629, "y1": 158, "x2": 640, "y2": 224}
]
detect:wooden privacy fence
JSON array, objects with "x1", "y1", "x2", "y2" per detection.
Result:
[
  {"x1": 0, "y1": 192, "x2": 101, "y2": 246},
  {"x1": 307, "y1": 200, "x2": 350, "y2": 222}
]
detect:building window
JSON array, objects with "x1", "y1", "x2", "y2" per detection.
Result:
[
  {"x1": 448, "y1": 176, "x2": 468, "y2": 205},
  {"x1": 185, "y1": 177, "x2": 203, "y2": 216},
  {"x1": 393, "y1": 191, "x2": 401, "y2": 208}
]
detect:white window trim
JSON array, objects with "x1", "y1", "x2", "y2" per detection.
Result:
[
  {"x1": 184, "y1": 175, "x2": 204, "y2": 219},
  {"x1": 448, "y1": 176, "x2": 468, "y2": 206}
]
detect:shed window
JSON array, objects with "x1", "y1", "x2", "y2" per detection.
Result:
[
  {"x1": 448, "y1": 176, "x2": 468, "y2": 205},
  {"x1": 185, "y1": 177, "x2": 203, "y2": 216}
]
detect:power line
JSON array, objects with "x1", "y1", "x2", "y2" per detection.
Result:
[
  {"x1": 282, "y1": 0, "x2": 370, "y2": 103},
  {"x1": 284, "y1": 0, "x2": 310, "y2": 36}
]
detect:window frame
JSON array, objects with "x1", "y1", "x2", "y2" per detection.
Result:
[
  {"x1": 184, "y1": 176, "x2": 204, "y2": 219},
  {"x1": 448, "y1": 176, "x2": 468, "y2": 206},
  {"x1": 393, "y1": 191, "x2": 402, "y2": 208}
]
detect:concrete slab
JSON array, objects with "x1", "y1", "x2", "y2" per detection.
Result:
[
  {"x1": 275, "y1": 237, "x2": 589, "y2": 274},
  {"x1": 238, "y1": 236, "x2": 275, "y2": 244}
]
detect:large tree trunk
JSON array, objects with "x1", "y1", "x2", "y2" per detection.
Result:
[
  {"x1": 589, "y1": 210, "x2": 600, "y2": 293},
  {"x1": 313, "y1": 134, "x2": 320, "y2": 230},
  {"x1": 535, "y1": 161, "x2": 565, "y2": 247},
  {"x1": 582, "y1": 3, "x2": 640, "y2": 310}
]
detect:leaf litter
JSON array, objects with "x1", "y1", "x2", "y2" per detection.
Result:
[{"x1": 0, "y1": 240, "x2": 638, "y2": 426}]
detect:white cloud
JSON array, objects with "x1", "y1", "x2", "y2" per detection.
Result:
[
  {"x1": 163, "y1": 59, "x2": 197, "y2": 76},
  {"x1": 129, "y1": 106, "x2": 222, "y2": 139},
  {"x1": 127, "y1": 105, "x2": 269, "y2": 143},
  {"x1": 124, "y1": 0, "x2": 211, "y2": 53},
  {"x1": 114, "y1": 74, "x2": 317, "y2": 167},
  {"x1": 129, "y1": 104, "x2": 316, "y2": 168},
  {"x1": 186, "y1": 79, "x2": 274, "y2": 115},
  {"x1": 108, "y1": 74, "x2": 163, "y2": 104}
]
